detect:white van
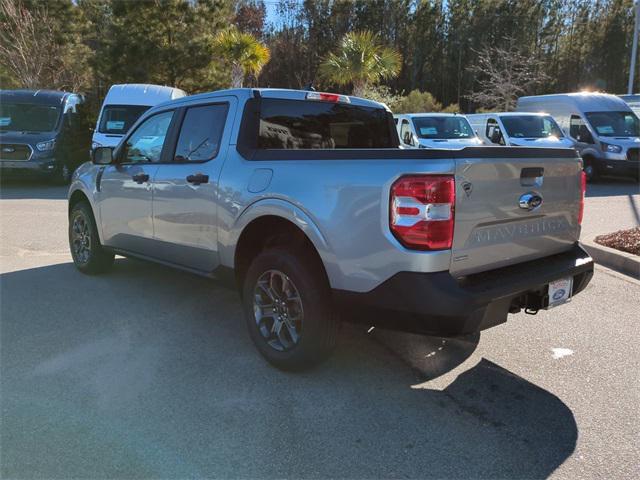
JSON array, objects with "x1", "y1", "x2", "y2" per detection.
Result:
[
  {"x1": 92, "y1": 84, "x2": 186, "y2": 150},
  {"x1": 394, "y1": 113, "x2": 482, "y2": 149},
  {"x1": 467, "y1": 112, "x2": 575, "y2": 151},
  {"x1": 517, "y1": 93, "x2": 639, "y2": 181}
]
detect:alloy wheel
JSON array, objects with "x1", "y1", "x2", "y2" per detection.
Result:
[
  {"x1": 71, "y1": 213, "x2": 91, "y2": 264},
  {"x1": 253, "y1": 269, "x2": 304, "y2": 352}
]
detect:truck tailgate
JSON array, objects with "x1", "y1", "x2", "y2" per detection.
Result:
[{"x1": 450, "y1": 148, "x2": 582, "y2": 277}]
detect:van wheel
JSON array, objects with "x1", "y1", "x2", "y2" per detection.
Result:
[
  {"x1": 53, "y1": 164, "x2": 72, "y2": 185},
  {"x1": 69, "y1": 201, "x2": 114, "y2": 274},
  {"x1": 583, "y1": 159, "x2": 598, "y2": 182},
  {"x1": 242, "y1": 247, "x2": 339, "y2": 371}
]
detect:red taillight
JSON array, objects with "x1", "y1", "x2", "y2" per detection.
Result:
[
  {"x1": 390, "y1": 175, "x2": 455, "y2": 250},
  {"x1": 578, "y1": 170, "x2": 586, "y2": 225}
]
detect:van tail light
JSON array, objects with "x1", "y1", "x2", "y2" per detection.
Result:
[
  {"x1": 390, "y1": 175, "x2": 455, "y2": 250},
  {"x1": 578, "y1": 170, "x2": 586, "y2": 225}
]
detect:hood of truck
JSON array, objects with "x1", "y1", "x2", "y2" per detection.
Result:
[{"x1": 418, "y1": 137, "x2": 483, "y2": 150}]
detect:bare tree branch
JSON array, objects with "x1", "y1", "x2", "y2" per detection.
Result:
[{"x1": 466, "y1": 39, "x2": 549, "y2": 111}]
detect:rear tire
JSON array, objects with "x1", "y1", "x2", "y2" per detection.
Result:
[
  {"x1": 69, "y1": 201, "x2": 114, "y2": 274},
  {"x1": 242, "y1": 247, "x2": 339, "y2": 371}
]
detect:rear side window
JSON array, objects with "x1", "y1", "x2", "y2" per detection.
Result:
[
  {"x1": 257, "y1": 99, "x2": 394, "y2": 149},
  {"x1": 99, "y1": 105, "x2": 150, "y2": 134},
  {"x1": 174, "y1": 104, "x2": 228, "y2": 162}
]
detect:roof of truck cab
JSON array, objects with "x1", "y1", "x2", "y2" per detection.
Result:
[
  {"x1": 151, "y1": 88, "x2": 386, "y2": 110},
  {"x1": 518, "y1": 92, "x2": 631, "y2": 112},
  {"x1": 103, "y1": 84, "x2": 186, "y2": 106},
  {"x1": 0, "y1": 89, "x2": 72, "y2": 106}
]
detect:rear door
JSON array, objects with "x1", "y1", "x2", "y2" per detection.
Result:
[
  {"x1": 151, "y1": 98, "x2": 235, "y2": 271},
  {"x1": 449, "y1": 148, "x2": 582, "y2": 276}
]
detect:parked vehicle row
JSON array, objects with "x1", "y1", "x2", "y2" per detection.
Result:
[
  {"x1": 68, "y1": 88, "x2": 594, "y2": 370},
  {"x1": 3, "y1": 85, "x2": 638, "y2": 184}
]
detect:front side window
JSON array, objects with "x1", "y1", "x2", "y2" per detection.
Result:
[
  {"x1": 500, "y1": 115, "x2": 563, "y2": 139},
  {"x1": 257, "y1": 99, "x2": 395, "y2": 149},
  {"x1": 174, "y1": 104, "x2": 228, "y2": 162},
  {"x1": 570, "y1": 115, "x2": 594, "y2": 143},
  {"x1": 585, "y1": 111, "x2": 640, "y2": 137},
  {"x1": 99, "y1": 105, "x2": 150, "y2": 135},
  {"x1": 412, "y1": 116, "x2": 474, "y2": 139},
  {"x1": 0, "y1": 103, "x2": 61, "y2": 132},
  {"x1": 122, "y1": 111, "x2": 174, "y2": 163}
]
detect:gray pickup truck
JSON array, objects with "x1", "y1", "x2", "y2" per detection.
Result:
[{"x1": 68, "y1": 88, "x2": 594, "y2": 370}]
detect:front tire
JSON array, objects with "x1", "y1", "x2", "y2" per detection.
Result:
[
  {"x1": 583, "y1": 158, "x2": 598, "y2": 183},
  {"x1": 242, "y1": 247, "x2": 339, "y2": 371},
  {"x1": 69, "y1": 201, "x2": 114, "y2": 274}
]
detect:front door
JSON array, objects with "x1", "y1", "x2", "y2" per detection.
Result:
[
  {"x1": 152, "y1": 100, "x2": 234, "y2": 271},
  {"x1": 98, "y1": 109, "x2": 175, "y2": 253}
]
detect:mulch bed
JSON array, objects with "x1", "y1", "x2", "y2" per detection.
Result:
[{"x1": 594, "y1": 227, "x2": 640, "y2": 256}]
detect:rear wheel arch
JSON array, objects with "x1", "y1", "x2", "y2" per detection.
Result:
[{"x1": 234, "y1": 215, "x2": 330, "y2": 295}]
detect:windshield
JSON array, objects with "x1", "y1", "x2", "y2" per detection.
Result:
[
  {"x1": 98, "y1": 105, "x2": 150, "y2": 135},
  {"x1": 500, "y1": 115, "x2": 564, "y2": 139},
  {"x1": 0, "y1": 103, "x2": 61, "y2": 132},
  {"x1": 585, "y1": 111, "x2": 639, "y2": 137},
  {"x1": 412, "y1": 116, "x2": 475, "y2": 139}
]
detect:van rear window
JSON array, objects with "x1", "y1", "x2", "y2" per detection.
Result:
[
  {"x1": 99, "y1": 105, "x2": 150, "y2": 134},
  {"x1": 257, "y1": 99, "x2": 395, "y2": 149}
]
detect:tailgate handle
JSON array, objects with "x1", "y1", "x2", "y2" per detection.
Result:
[{"x1": 520, "y1": 167, "x2": 544, "y2": 187}]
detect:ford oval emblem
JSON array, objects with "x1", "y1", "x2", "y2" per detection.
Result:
[
  {"x1": 519, "y1": 192, "x2": 543, "y2": 211},
  {"x1": 2, "y1": 146, "x2": 15, "y2": 153}
]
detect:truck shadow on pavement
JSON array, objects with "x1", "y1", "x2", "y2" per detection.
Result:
[{"x1": 1, "y1": 258, "x2": 576, "y2": 479}]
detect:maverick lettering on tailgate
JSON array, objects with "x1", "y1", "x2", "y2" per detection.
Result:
[{"x1": 467, "y1": 216, "x2": 571, "y2": 247}]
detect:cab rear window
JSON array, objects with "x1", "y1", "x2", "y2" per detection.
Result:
[{"x1": 257, "y1": 99, "x2": 395, "y2": 149}]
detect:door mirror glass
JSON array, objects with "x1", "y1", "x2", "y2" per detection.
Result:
[{"x1": 93, "y1": 146, "x2": 113, "y2": 165}]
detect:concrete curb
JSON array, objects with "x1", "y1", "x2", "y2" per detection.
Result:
[{"x1": 582, "y1": 240, "x2": 640, "y2": 280}]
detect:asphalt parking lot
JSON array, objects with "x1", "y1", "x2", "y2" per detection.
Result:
[{"x1": 1, "y1": 181, "x2": 639, "y2": 479}]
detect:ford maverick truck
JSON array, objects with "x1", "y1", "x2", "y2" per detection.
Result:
[{"x1": 68, "y1": 88, "x2": 594, "y2": 370}]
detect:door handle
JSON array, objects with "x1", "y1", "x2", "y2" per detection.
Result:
[
  {"x1": 132, "y1": 173, "x2": 149, "y2": 184},
  {"x1": 186, "y1": 173, "x2": 209, "y2": 185}
]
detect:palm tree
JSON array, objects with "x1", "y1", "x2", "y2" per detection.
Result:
[
  {"x1": 318, "y1": 31, "x2": 402, "y2": 97},
  {"x1": 213, "y1": 28, "x2": 270, "y2": 88}
]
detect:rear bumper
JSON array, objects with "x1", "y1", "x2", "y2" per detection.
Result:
[{"x1": 333, "y1": 244, "x2": 594, "y2": 336}]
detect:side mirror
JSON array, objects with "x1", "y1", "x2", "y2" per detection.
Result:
[{"x1": 92, "y1": 146, "x2": 114, "y2": 165}]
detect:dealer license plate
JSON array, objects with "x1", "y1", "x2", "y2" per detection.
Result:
[{"x1": 547, "y1": 277, "x2": 573, "y2": 308}]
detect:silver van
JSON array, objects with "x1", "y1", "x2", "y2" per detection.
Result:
[{"x1": 517, "y1": 93, "x2": 639, "y2": 181}]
